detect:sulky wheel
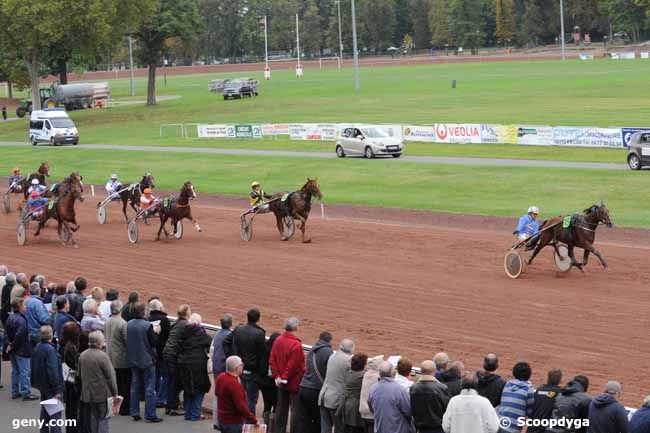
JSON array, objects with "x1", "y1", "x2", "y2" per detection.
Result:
[
  {"x1": 97, "y1": 205, "x2": 107, "y2": 224},
  {"x1": 128, "y1": 220, "x2": 139, "y2": 244},
  {"x1": 240, "y1": 216, "x2": 253, "y2": 241},
  {"x1": 16, "y1": 222, "x2": 27, "y2": 246},
  {"x1": 504, "y1": 250, "x2": 524, "y2": 279},
  {"x1": 174, "y1": 220, "x2": 183, "y2": 240},
  {"x1": 554, "y1": 244, "x2": 572, "y2": 273},
  {"x1": 3, "y1": 193, "x2": 10, "y2": 214},
  {"x1": 282, "y1": 216, "x2": 295, "y2": 239}
]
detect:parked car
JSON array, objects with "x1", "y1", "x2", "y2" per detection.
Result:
[
  {"x1": 627, "y1": 132, "x2": 650, "y2": 170},
  {"x1": 335, "y1": 126, "x2": 403, "y2": 158},
  {"x1": 209, "y1": 79, "x2": 231, "y2": 93},
  {"x1": 222, "y1": 79, "x2": 258, "y2": 100}
]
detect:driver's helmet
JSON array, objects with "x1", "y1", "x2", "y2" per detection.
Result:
[
  {"x1": 251, "y1": 181, "x2": 260, "y2": 189},
  {"x1": 527, "y1": 206, "x2": 539, "y2": 215},
  {"x1": 12, "y1": 167, "x2": 20, "y2": 174},
  {"x1": 110, "y1": 174, "x2": 118, "y2": 180},
  {"x1": 143, "y1": 188, "x2": 153, "y2": 195},
  {"x1": 31, "y1": 179, "x2": 39, "y2": 186}
]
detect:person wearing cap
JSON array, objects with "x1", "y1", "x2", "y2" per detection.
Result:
[
  {"x1": 515, "y1": 206, "x2": 540, "y2": 242},
  {"x1": 27, "y1": 178, "x2": 47, "y2": 196},
  {"x1": 250, "y1": 182, "x2": 272, "y2": 213},
  {"x1": 9, "y1": 167, "x2": 23, "y2": 191},
  {"x1": 27, "y1": 191, "x2": 48, "y2": 220},
  {"x1": 587, "y1": 381, "x2": 628, "y2": 433},
  {"x1": 140, "y1": 188, "x2": 158, "y2": 217},
  {"x1": 105, "y1": 174, "x2": 121, "y2": 197}
]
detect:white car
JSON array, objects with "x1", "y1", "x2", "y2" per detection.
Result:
[
  {"x1": 29, "y1": 108, "x2": 79, "y2": 146},
  {"x1": 335, "y1": 126, "x2": 403, "y2": 158}
]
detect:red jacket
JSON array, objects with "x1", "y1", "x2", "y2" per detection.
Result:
[
  {"x1": 215, "y1": 372, "x2": 257, "y2": 425},
  {"x1": 269, "y1": 332, "x2": 305, "y2": 394}
]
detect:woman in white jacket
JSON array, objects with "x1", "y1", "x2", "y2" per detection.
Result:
[{"x1": 443, "y1": 372, "x2": 500, "y2": 433}]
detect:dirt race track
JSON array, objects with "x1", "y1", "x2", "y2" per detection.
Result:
[{"x1": 1, "y1": 193, "x2": 649, "y2": 405}]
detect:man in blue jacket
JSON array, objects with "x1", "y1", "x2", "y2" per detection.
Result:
[
  {"x1": 24, "y1": 282, "x2": 51, "y2": 348},
  {"x1": 31, "y1": 325, "x2": 64, "y2": 433},
  {"x1": 629, "y1": 396, "x2": 650, "y2": 433},
  {"x1": 515, "y1": 206, "x2": 540, "y2": 242},
  {"x1": 6, "y1": 298, "x2": 38, "y2": 400},
  {"x1": 212, "y1": 313, "x2": 233, "y2": 430},
  {"x1": 587, "y1": 381, "x2": 629, "y2": 433}
]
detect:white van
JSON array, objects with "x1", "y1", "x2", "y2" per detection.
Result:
[{"x1": 29, "y1": 108, "x2": 79, "y2": 146}]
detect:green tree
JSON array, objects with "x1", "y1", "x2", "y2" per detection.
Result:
[
  {"x1": 448, "y1": 0, "x2": 483, "y2": 47},
  {"x1": 0, "y1": 48, "x2": 29, "y2": 98},
  {"x1": 395, "y1": 0, "x2": 414, "y2": 46},
  {"x1": 495, "y1": 0, "x2": 516, "y2": 44},
  {"x1": 410, "y1": 0, "x2": 433, "y2": 49},
  {"x1": 270, "y1": 0, "x2": 301, "y2": 52},
  {"x1": 430, "y1": 0, "x2": 451, "y2": 47},
  {"x1": 601, "y1": 0, "x2": 645, "y2": 41},
  {"x1": 135, "y1": 0, "x2": 202, "y2": 105},
  {"x1": 358, "y1": 0, "x2": 396, "y2": 51},
  {"x1": 301, "y1": 0, "x2": 322, "y2": 57},
  {"x1": 326, "y1": 0, "x2": 352, "y2": 54}
]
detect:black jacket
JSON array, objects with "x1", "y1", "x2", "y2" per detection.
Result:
[
  {"x1": 162, "y1": 318, "x2": 188, "y2": 364},
  {"x1": 300, "y1": 338, "x2": 333, "y2": 390},
  {"x1": 31, "y1": 341, "x2": 64, "y2": 398},
  {"x1": 410, "y1": 377, "x2": 449, "y2": 430},
  {"x1": 6, "y1": 312, "x2": 32, "y2": 357},
  {"x1": 477, "y1": 371, "x2": 507, "y2": 407},
  {"x1": 550, "y1": 380, "x2": 592, "y2": 433},
  {"x1": 224, "y1": 322, "x2": 266, "y2": 374},
  {"x1": 66, "y1": 291, "x2": 85, "y2": 322},
  {"x1": 440, "y1": 369, "x2": 462, "y2": 398},
  {"x1": 148, "y1": 310, "x2": 170, "y2": 361},
  {"x1": 0, "y1": 283, "x2": 13, "y2": 326},
  {"x1": 528, "y1": 384, "x2": 563, "y2": 433},
  {"x1": 178, "y1": 324, "x2": 212, "y2": 396},
  {"x1": 587, "y1": 394, "x2": 629, "y2": 433}
]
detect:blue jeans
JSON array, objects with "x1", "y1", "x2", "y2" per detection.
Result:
[
  {"x1": 220, "y1": 424, "x2": 243, "y2": 433},
  {"x1": 183, "y1": 393, "x2": 204, "y2": 421},
  {"x1": 130, "y1": 366, "x2": 157, "y2": 420},
  {"x1": 241, "y1": 372, "x2": 259, "y2": 414},
  {"x1": 155, "y1": 360, "x2": 168, "y2": 406},
  {"x1": 0, "y1": 331, "x2": 4, "y2": 385},
  {"x1": 10, "y1": 353, "x2": 31, "y2": 398}
]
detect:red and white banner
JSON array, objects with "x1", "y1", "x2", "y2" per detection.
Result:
[{"x1": 434, "y1": 124, "x2": 482, "y2": 143}]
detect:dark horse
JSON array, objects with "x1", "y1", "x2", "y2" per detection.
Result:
[
  {"x1": 527, "y1": 203, "x2": 613, "y2": 271},
  {"x1": 156, "y1": 181, "x2": 202, "y2": 240},
  {"x1": 34, "y1": 174, "x2": 84, "y2": 247},
  {"x1": 268, "y1": 178, "x2": 323, "y2": 243},
  {"x1": 118, "y1": 173, "x2": 155, "y2": 221},
  {"x1": 21, "y1": 161, "x2": 50, "y2": 200}
]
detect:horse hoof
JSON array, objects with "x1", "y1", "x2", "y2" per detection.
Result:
[
  {"x1": 281, "y1": 237, "x2": 289, "y2": 241},
  {"x1": 303, "y1": 239, "x2": 312, "y2": 244}
]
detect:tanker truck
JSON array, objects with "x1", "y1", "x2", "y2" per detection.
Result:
[{"x1": 16, "y1": 82, "x2": 111, "y2": 118}]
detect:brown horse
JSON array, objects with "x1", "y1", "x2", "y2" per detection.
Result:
[
  {"x1": 268, "y1": 178, "x2": 323, "y2": 243},
  {"x1": 527, "y1": 203, "x2": 613, "y2": 271},
  {"x1": 34, "y1": 175, "x2": 84, "y2": 247},
  {"x1": 119, "y1": 173, "x2": 155, "y2": 221},
  {"x1": 21, "y1": 162, "x2": 50, "y2": 200},
  {"x1": 156, "y1": 181, "x2": 202, "y2": 241},
  {"x1": 42, "y1": 172, "x2": 84, "y2": 199}
]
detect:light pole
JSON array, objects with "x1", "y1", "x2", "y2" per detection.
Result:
[
  {"x1": 560, "y1": 0, "x2": 566, "y2": 60},
  {"x1": 264, "y1": 15, "x2": 269, "y2": 69},
  {"x1": 336, "y1": 0, "x2": 343, "y2": 69},
  {"x1": 351, "y1": 0, "x2": 360, "y2": 89},
  {"x1": 127, "y1": 35, "x2": 135, "y2": 97},
  {"x1": 295, "y1": 13, "x2": 300, "y2": 65}
]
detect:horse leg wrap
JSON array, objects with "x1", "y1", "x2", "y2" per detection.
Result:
[{"x1": 195, "y1": 222, "x2": 202, "y2": 232}]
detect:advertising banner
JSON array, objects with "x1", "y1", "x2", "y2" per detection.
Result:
[
  {"x1": 480, "y1": 124, "x2": 517, "y2": 144},
  {"x1": 261, "y1": 124, "x2": 290, "y2": 136},
  {"x1": 289, "y1": 124, "x2": 338, "y2": 141},
  {"x1": 402, "y1": 125, "x2": 436, "y2": 142},
  {"x1": 197, "y1": 124, "x2": 234, "y2": 138},
  {"x1": 234, "y1": 124, "x2": 262, "y2": 138},
  {"x1": 434, "y1": 123, "x2": 482, "y2": 143},
  {"x1": 516, "y1": 125, "x2": 554, "y2": 145},
  {"x1": 552, "y1": 127, "x2": 622, "y2": 147},
  {"x1": 621, "y1": 127, "x2": 650, "y2": 147}
]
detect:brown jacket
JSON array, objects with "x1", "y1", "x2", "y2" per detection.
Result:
[{"x1": 79, "y1": 348, "x2": 118, "y2": 403}]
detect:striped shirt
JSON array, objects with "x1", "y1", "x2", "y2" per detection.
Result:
[{"x1": 497, "y1": 379, "x2": 535, "y2": 433}]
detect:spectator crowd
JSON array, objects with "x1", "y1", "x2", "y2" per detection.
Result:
[{"x1": 0, "y1": 263, "x2": 646, "y2": 433}]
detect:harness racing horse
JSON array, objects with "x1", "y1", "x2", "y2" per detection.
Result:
[
  {"x1": 33, "y1": 175, "x2": 84, "y2": 247},
  {"x1": 268, "y1": 178, "x2": 323, "y2": 243},
  {"x1": 527, "y1": 203, "x2": 613, "y2": 271},
  {"x1": 118, "y1": 173, "x2": 155, "y2": 221},
  {"x1": 21, "y1": 161, "x2": 50, "y2": 200},
  {"x1": 42, "y1": 172, "x2": 84, "y2": 199},
  {"x1": 155, "y1": 181, "x2": 202, "y2": 241}
]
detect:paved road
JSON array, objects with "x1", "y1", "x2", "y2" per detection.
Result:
[{"x1": 0, "y1": 141, "x2": 628, "y2": 170}]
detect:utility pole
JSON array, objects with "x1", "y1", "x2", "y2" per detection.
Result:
[
  {"x1": 351, "y1": 0, "x2": 360, "y2": 89},
  {"x1": 264, "y1": 15, "x2": 269, "y2": 69},
  {"x1": 336, "y1": 0, "x2": 343, "y2": 69},
  {"x1": 128, "y1": 35, "x2": 135, "y2": 97},
  {"x1": 560, "y1": 0, "x2": 566, "y2": 60},
  {"x1": 295, "y1": 13, "x2": 300, "y2": 65}
]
